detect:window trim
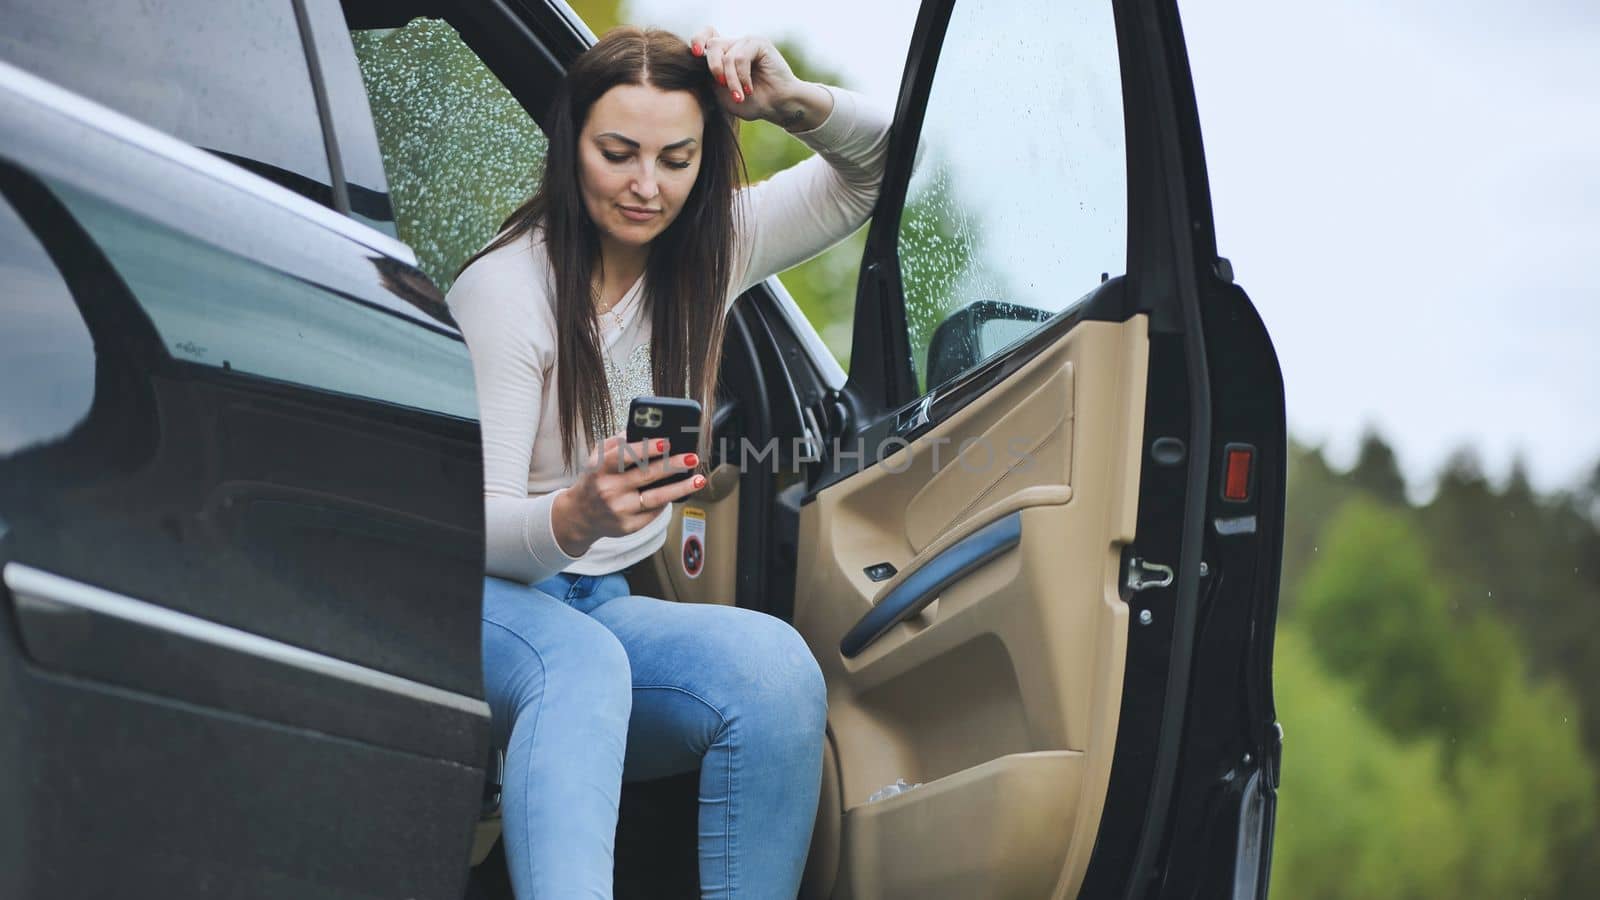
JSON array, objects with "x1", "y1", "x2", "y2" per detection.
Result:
[
  {"x1": 846, "y1": 0, "x2": 958, "y2": 414},
  {"x1": 292, "y1": 0, "x2": 353, "y2": 217},
  {"x1": 0, "y1": 57, "x2": 417, "y2": 266},
  {"x1": 303, "y1": 0, "x2": 400, "y2": 231}
]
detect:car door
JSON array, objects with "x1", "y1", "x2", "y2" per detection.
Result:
[
  {"x1": 778, "y1": 1, "x2": 1287, "y2": 897},
  {"x1": 0, "y1": 2, "x2": 489, "y2": 897}
]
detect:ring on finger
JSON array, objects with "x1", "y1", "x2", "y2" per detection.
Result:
[{"x1": 637, "y1": 491, "x2": 647, "y2": 512}]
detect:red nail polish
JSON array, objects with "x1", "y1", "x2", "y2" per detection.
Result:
[
  {"x1": 693, "y1": 476, "x2": 706, "y2": 488},
  {"x1": 655, "y1": 439, "x2": 667, "y2": 452},
  {"x1": 715, "y1": 71, "x2": 724, "y2": 84},
  {"x1": 685, "y1": 453, "x2": 699, "y2": 468},
  {"x1": 734, "y1": 91, "x2": 743, "y2": 102},
  {"x1": 692, "y1": 42, "x2": 701, "y2": 56}
]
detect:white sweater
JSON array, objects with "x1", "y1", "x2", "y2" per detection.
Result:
[{"x1": 447, "y1": 86, "x2": 892, "y2": 585}]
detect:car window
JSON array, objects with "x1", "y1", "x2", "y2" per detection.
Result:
[
  {"x1": 46, "y1": 177, "x2": 478, "y2": 420},
  {"x1": 0, "y1": 190, "x2": 95, "y2": 455},
  {"x1": 350, "y1": 19, "x2": 549, "y2": 293},
  {"x1": 895, "y1": 0, "x2": 1126, "y2": 394},
  {"x1": 0, "y1": 0, "x2": 337, "y2": 211}
]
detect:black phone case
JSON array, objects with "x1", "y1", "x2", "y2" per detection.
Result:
[{"x1": 625, "y1": 396, "x2": 702, "y2": 489}]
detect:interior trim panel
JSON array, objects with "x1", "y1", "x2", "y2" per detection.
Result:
[{"x1": 793, "y1": 316, "x2": 1150, "y2": 900}]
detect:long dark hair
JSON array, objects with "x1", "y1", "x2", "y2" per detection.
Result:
[{"x1": 461, "y1": 26, "x2": 744, "y2": 472}]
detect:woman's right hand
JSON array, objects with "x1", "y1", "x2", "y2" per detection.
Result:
[{"x1": 550, "y1": 434, "x2": 705, "y2": 557}]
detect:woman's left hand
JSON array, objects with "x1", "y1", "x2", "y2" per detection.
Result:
[{"x1": 690, "y1": 27, "x2": 833, "y2": 131}]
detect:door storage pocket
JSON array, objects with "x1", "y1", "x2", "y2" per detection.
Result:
[{"x1": 838, "y1": 750, "x2": 1083, "y2": 899}]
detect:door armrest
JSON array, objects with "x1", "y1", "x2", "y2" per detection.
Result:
[{"x1": 839, "y1": 512, "x2": 1022, "y2": 659}]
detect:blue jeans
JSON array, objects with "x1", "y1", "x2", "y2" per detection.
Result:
[{"x1": 480, "y1": 571, "x2": 828, "y2": 899}]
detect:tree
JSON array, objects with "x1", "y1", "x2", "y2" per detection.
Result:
[
  {"x1": 1347, "y1": 429, "x2": 1408, "y2": 506},
  {"x1": 1271, "y1": 627, "x2": 1470, "y2": 900},
  {"x1": 1578, "y1": 459, "x2": 1600, "y2": 526},
  {"x1": 1283, "y1": 489, "x2": 1599, "y2": 897},
  {"x1": 1455, "y1": 664, "x2": 1596, "y2": 898},
  {"x1": 1273, "y1": 617, "x2": 1596, "y2": 900},
  {"x1": 1296, "y1": 499, "x2": 1505, "y2": 742}
]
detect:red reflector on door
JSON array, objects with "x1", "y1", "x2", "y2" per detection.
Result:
[{"x1": 1223, "y1": 447, "x2": 1253, "y2": 501}]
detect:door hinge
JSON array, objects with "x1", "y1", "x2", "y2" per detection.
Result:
[{"x1": 1126, "y1": 557, "x2": 1175, "y2": 592}]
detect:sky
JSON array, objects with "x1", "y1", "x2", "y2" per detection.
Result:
[{"x1": 628, "y1": 0, "x2": 1600, "y2": 494}]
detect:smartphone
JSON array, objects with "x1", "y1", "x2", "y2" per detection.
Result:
[{"x1": 624, "y1": 396, "x2": 703, "y2": 490}]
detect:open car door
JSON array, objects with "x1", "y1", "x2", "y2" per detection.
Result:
[{"x1": 780, "y1": 1, "x2": 1287, "y2": 897}]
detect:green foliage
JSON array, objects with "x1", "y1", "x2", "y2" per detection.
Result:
[
  {"x1": 897, "y1": 157, "x2": 980, "y2": 392},
  {"x1": 1278, "y1": 443, "x2": 1600, "y2": 898},
  {"x1": 1455, "y1": 665, "x2": 1596, "y2": 897},
  {"x1": 734, "y1": 40, "x2": 868, "y2": 366},
  {"x1": 1296, "y1": 499, "x2": 1508, "y2": 741},
  {"x1": 1347, "y1": 430, "x2": 1408, "y2": 505},
  {"x1": 765, "y1": 227, "x2": 865, "y2": 367},
  {"x1": 1272, "y1": 627, "x2": 1469, "y2": 899},
  {"x1": 1279, "y1": 437, "x2": 1353, "y2": 618},
  {"x1": 352, "y1": 21, "x2": 548, "y2": 293},
  {"x1": 1416, "y1": 451, "x2": 1600, "y2": 758},
  {"x1": 566, "y1": 0, "x2": 626, "y2": 36},
  {"x1": 1277, "y1": 612, "x2": 1594, "y2": 899}
]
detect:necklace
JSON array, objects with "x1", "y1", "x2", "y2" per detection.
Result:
[
  {"x1": 593, "y1": 261, "x2": 643, "y2": 332},
  {"x1": 593, "y1": 291, "x2": 627, "y2": 332}
]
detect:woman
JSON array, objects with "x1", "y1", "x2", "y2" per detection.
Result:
[{"x1": 446, "y1": 24, "x2": 890, "y2": 899}]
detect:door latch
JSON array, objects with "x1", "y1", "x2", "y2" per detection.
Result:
[{"x1": 1126, "y1": 557, "x2": 1175, "y2": 592}]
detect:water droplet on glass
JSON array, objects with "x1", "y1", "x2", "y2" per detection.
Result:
[{"x1": 352, "y1": 20, "x2": 549, "y2": 293}]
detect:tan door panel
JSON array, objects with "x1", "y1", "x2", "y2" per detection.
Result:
[
  {"x1": 626, "y1": 463, "x2": 740, "y2": 605},
  {"x1": 837, "y1": 751, "x2": 1084, "y2": 900},
  {"x1": 469, "y1": 818, "x2": 500, "y2": 867},
  {"x1": 792, "y1": 317, "x2": 1149, "y2": 899},
  {"x1": 903, "y1": 362, "x2": 1074, "y2": 554}
]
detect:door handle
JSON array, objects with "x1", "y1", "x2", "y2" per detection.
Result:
[{"x1": 839, "y1": 512, "x2": 1022, "y2": 658}]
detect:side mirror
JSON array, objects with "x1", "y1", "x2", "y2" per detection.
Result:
[{"x1": 925, "y1": 300, "x2": 1053, "y2": 389}]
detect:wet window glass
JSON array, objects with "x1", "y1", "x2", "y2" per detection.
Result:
[
  {"x1": 48, "y1": 178, "x2": 477, "y2": 419},
  {"x1": 0, "y1": 0, "x2": 336, "y2": 210},
  {"x1": 0, "y1": 192, "x2": 94, "y2": 456},
  {"x1": 896, "y1": 0, "x2": 1126, "y2": 394},
  {"x1": 351, "y1": 19, "x2": 549, "y2": 293}
]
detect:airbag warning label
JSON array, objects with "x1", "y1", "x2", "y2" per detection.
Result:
[{"x1": 681, "y1": 507, "x2": 706, "y2": 579}]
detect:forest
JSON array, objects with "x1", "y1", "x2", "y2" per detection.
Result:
[{"x1": 1274, "y1": 436, "x2": 1598, "y2": 898}]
